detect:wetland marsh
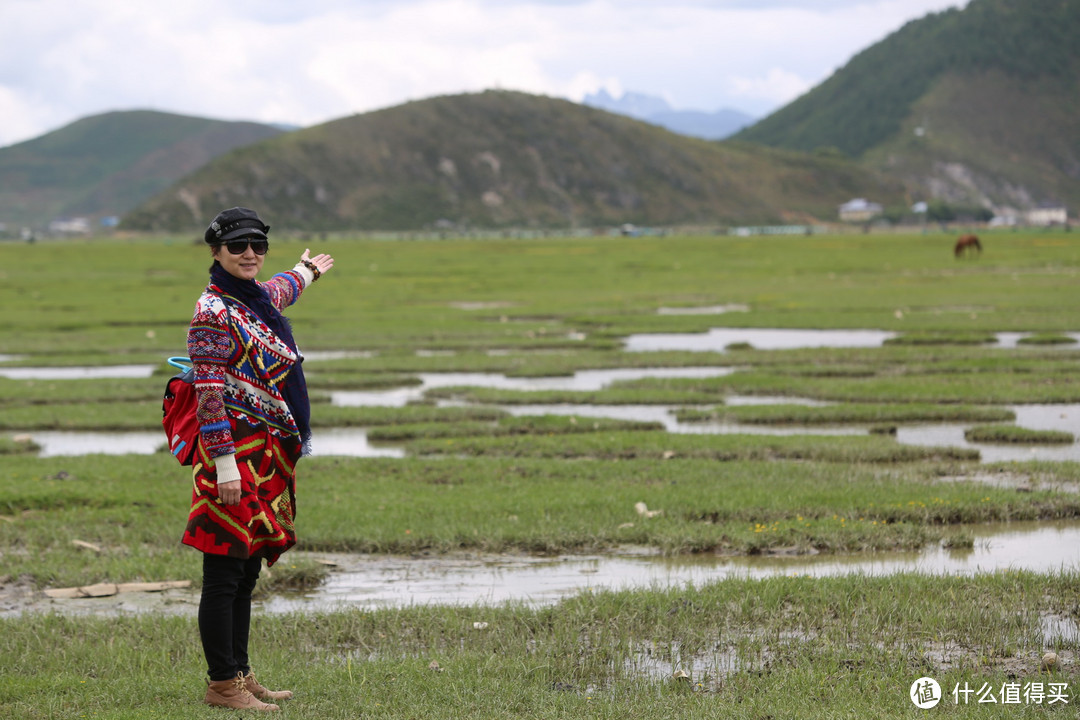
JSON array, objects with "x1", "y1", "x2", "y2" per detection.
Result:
[{"x1": 2, "y1": 229, "x2": 1079, "y2": 718}]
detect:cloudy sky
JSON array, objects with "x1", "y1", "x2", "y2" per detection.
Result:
[{"x1": 1, "y1": 0, "x2": 966, "y2": 148}]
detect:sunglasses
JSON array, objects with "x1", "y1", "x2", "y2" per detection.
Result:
[{"x1": 221, "y1": 239, "x2": 269, "y2": 255}]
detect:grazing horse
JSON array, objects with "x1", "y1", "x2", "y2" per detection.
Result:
[{"x1": 954, "y1": 234, "x2": 982, "y2": 258}]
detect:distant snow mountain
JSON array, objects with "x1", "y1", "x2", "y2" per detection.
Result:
[
  {"x1": 583, "y1": 89, "x2": 755, "y2": 140},
  {"x1": 585, "y1": 89, "x2": 672, "y2": 119}
]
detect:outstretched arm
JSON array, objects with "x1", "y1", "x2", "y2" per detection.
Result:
[
  {"x1": 301, "y1": 248, "x2": 335, "y2": 277},
  {"x1": 262, "y1": 248, "x2": 336, "y2": 310}
]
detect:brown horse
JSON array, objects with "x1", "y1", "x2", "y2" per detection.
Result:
[{"x1": 954, "y1": 234, "x2": 982, "y2": 258}]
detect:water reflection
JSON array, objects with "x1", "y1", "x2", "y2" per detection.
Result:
[
  {"x1": 11, "y1": 354, "x2": 1080, "y2": 463},
  {"x1": 264, "y1": 521, "x2": 1080, "y2": 612},
  {"x1": 30, "y1": 431, "x2": 165, "y2": 457},
  {"x1": 24, "y1": 429, "x2": 403, "y2": 459},
  {"x1": 897, "y1": 404, "x2": 1080, "y2": 463},
  {"x1": 996, "y1": 332, "x2": 1080, "y2": 349},
  {"x1": 330, "y1": 367, "x2": 736, "y2": 407},
  {"x1": 3, "y1": 328, "x2": 1073, "y2": 380},
  {"x1": 725, "y1": 395, "x2": 831, "y2": 407},
  {"x1": 0, "y1": 365, "x2": 156, "y2": 380},
  {"x1": 656, "y1": 304, "x2": 749, "y2": 315},
  {"x1": 499, "y1": 404, "x2": 864, "y2": 436},
  {"x1": 21, "y1": 401, "x2": 1080, "y2": 462},
  {"x1": 625, "y1": 328, "x2": 897, "y2": 352},
  {"x1": 497, "y1": 402, "x2": 1080, "y2": 459},
  {"x1": 311, "y1": 428, "x2": 405, "y2": 458},
  {"x1": 21, "y1": 522, "x2": 1080, "y2": 618},
  {"x1": 625, "y1": 329, "x2": 1080, "y2": 353}
]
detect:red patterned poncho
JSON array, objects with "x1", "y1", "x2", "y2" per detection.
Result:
[{"x1": 182, "y1": 265, "x2": 313, "y2": 566}]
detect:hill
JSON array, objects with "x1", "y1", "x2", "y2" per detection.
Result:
[
  {"x1": 734, "y1": 0, "x2": 1080, "y2": 214},
  {"x1": 0, "y1": 111, "x2": 284, "y2": 228},
  {"x1": 121, "y1": 91, "x2": 902, "y2": 233}
]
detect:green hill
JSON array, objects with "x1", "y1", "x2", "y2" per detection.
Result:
[
  {"x1": 734, "y1": 0, "x2": 1080, "y2": 213},
  {"x1": 121, "y1": 91, "x2": 903, "y2": 232},
  {"x1": 0, "y1": 111, "x2": 283, "y2": 228}
]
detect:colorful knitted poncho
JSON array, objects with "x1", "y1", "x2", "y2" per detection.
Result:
[{"x1": 182, "y1": 263, "x2": 315, "y2": 564}]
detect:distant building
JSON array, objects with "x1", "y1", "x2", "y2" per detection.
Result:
[
  {"x1": 1025, "y1": 202, "x2": 1067, "y2": 227},
  {"x1": 48, "y1": 217, "x2": 91, "y2": 235},
  {"x1": 838, "y1": 198, "x2": 883, "y2": 222}
]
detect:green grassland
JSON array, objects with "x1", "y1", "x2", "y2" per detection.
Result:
[
  {"x1": 2, "y1": 229, "x2": 1078, "y2": 356},
  {"x1": 7, "y1": 453, "x2": 1079, "y2": 589},
  {"x1": 3, "y1": 571, "x2": 1080, "y2": 719},
  {"x1": 1, "y1": 228, "x2": 1079, "y2": 717}
]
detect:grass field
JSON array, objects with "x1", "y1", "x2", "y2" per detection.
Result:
[{"x1": 1, "y1": 228, "x2": 1079, "y2": 718}]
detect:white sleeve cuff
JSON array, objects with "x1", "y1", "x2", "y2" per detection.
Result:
[
  {"x1": 293, "y1": 263, "x2": 315, "y2": 287},
  {"x1": 215, "y1": 452, "x2": 242, "y2": 485}
]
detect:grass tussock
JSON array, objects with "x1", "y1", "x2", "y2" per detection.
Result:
[
  {"x1": 312, "y1": 405, "x2": 509, "y2": 428},
  {"x1": 965, "y1": 424, "x2": 1075, "y2": 445},
  {"x1": 367, "y1": 415, "x2": 663, "y2": 442},
  {"x1": 884, "y1": 331, "x2": 999, "y2": 346},
  {"x1": 0, "y1": 435, "x2": 39, "y2": 455},
  {"x1": 253, "y1": 559, "x2": 330, "y2": 597},
  {"x1": 1018, "y1": 333, "x2": 1077, "y2": 346}
]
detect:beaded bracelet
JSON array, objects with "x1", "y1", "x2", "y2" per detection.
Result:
[{"x1": 301, "y1": 260, "x2": 321, "y2": 281}]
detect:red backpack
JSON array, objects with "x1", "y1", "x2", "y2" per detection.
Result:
[
  {"x1": 164, "y1": 292, "x2": 233, "y2": 466},
  {"x1": 162, "y1": 357, "x2": 199, "y2": 466}
]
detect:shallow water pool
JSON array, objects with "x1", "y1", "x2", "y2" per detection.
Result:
[{"x1": 267, "y1": 520, "x2": 1080, "y2": 611}]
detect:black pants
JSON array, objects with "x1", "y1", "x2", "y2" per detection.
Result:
[{"x1": 199, "y1": 553, "x2": 262, "y2": 681}]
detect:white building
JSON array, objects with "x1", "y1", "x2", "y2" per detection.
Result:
[
  {"x1": 1025, "y1": 203, "x2": 1067, "y2": 226},
  {"x1": 838, "y1": 198, "x2": 883, "y2": 222},
  {"x1": 48, "y1": 217, "x2": 91, "y2": 235}
]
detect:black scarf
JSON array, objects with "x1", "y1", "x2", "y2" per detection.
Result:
[{"x1": 210, "y1": 262, "x2": 312, "y2": 454}]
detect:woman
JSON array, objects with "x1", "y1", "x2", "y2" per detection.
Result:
[{"x1": 183, "y1": 206, "x2": 334, "y2": 711}]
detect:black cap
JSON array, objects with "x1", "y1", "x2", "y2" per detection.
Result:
[{"x1": 204, "y1": 207, "x2": 270, "y2": 244}]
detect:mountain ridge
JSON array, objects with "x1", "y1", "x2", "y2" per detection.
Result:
[
  {"x1": 0, "y1": 110, "x2": 284, "y2": 227},
  {"x1": 734, "y1": 0, "x2": 1080, "y2": 213},
  {"x1": 120, "y1": 90, "x2": 903, "y2": 233}
]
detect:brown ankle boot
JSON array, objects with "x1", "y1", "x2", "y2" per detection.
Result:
[
  {"x1": 245, "y1": 671, "x2": 294, "y2": 701},
  {"x1": 204, "y1": 672, "x2": 280, "y2": 711}
]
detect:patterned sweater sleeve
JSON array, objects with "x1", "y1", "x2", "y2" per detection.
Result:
[
  {"x1": 261, "y1": 265, "x2": 315, "y2": 312},
  {"x1": 187, "y1": 294, "x2": 235, "y2": 458}
]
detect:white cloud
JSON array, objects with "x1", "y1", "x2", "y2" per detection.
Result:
[
  {"x1": 299, "y1": 1, "x2": 558, "y2": 119},
  {"x1": 0, "y1": 87, "x2": 49, "y2": 148},
  {"x1": 729, "y1": 68, "x2": 812, "y2": 108},
  {"x1": 0, "y1": 0, "x2": 966, "y2": 147}
]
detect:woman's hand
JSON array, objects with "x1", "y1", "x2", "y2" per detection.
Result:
[
  {"x1": 219, "y1": 479, "x2": 241, "y2": 506},
  {"x1": 215, "y1": 453, "x2": 242, "y2": 505},
  {"x1": 301, "y1": 248, "x2": 334, "y2": 277}
]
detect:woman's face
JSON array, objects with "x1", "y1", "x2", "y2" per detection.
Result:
[{"x1": 212, "y1": 238, "x2": 265, "y2": 281}]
